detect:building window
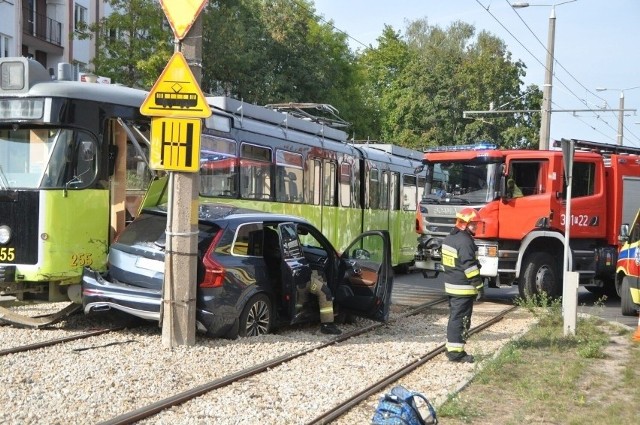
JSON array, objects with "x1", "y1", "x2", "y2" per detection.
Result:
[
  {"x1": 74, "y1": 3, "x2": 88, "y2": 32},
  {"x1": 0, "y1": 34, "x2": 11, "y2": 58}
]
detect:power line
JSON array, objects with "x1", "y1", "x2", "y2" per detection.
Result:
[
  {"x1": 504, "y1": 0, "x2": 640, "y2": 145},
  {"x1": 299, "y1": 1, "x2": 371, "y2": 50},
  {"x1": 476, "y1": 0, "x2": 640, "y2": 146}
]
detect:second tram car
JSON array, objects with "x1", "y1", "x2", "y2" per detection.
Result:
[{"x1": 194, "y1": 97, "x2": 425, "y2": 270}]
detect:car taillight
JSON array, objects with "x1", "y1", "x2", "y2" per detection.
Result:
[{"x1": 200, "y1": 232, "x2": 225, "y2": 288}]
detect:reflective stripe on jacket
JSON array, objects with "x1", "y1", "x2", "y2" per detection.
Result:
[{"x1": 441, "y1": 228, "x2": 480, "y2": 297}]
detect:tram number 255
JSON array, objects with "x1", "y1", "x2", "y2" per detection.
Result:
[
  {"x1": 71, "y1": 253, "x2": 93, "y2": 267},
  {"x1": 0, "y1": 247, "x2": 15, "y2": 262}
]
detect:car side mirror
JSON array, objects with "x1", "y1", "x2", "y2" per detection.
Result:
[{"x1": 619, "y1": 223, "x2": 630, "y2": 244}]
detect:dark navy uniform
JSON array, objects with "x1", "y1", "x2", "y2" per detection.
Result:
[{"x1": 441, "y1": 227, "x2": 482, "y2": 362}]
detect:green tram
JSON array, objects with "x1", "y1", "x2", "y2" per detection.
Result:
[
  {"x1": 0, "y1": 57, "x2": 155, "y2": 326},
  {"x1": 0, "y1": 58, "x2": 424, "y2": 326},
  {"x1": 196, "y1": 97, "x2": 425, "y2": 272}
]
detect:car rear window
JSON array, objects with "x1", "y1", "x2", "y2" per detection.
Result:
[{"x1": 116, "y1": 213, "x2": 218, "y2": 250}]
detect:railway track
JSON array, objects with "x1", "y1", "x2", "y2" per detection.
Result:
[
  {"x1": 309, "y1": 304, "x2": 518, "y2": 424},
  {"x1": 0, "y1": 326, "x2": 126, "y2": 357},
  {"x1": 97, "y1": 299, "x2": 518, "y2": 425}
]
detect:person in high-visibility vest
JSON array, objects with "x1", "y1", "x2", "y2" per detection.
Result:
[{"x1": 441, "y1": 207, "x2": 484, "y2": 363}]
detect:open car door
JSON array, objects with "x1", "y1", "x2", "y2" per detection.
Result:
[
  {"x1": 334, "y1": 230, "x2": 393, "y2": 322},
  {"x1": 274, "y1": 223, "x2": 312, "y2": 324}
]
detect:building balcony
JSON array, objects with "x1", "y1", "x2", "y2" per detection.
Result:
[{"x1": 22, "y1": 7, "x2": 63, "y2": 47}]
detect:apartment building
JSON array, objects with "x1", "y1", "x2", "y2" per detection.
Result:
[{"x1": 0, "y1": 0, "x2": 106, "y2": 79}]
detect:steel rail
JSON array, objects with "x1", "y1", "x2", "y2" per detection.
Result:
[
  {"x1": 99, "y1": 297, "x2": 449, "y2": 425},
  {"x1": 0, "y1": 327, "x2": 124, "y2": 356},
  {"x1": 307, "y1": 304, "x2": 519, "y2": 424}
]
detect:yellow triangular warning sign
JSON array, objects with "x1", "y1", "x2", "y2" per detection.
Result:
[
  {"x1": 141, "y1": 52, "x2": 211, "y2": 118},
  {"x1": 160, "y1": 0, "x2": 207, "y2": 40}
]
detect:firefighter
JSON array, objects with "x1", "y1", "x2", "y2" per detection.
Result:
[
  {"x1": 263, "y1": 227, "x2": 341, "y2": 335},
  {"x1": 442, "y1": 207, "x2": 484, "y2": 363},
  {"x1": 296, "y1": 270, "x2": 342, "y2": 335}
]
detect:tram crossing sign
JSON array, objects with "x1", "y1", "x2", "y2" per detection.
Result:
[
  {"x1": 160, "y1": 0, "x2": 208, "y2": 40},
  {"x1": 150, "y1": 117, "x2": 201, "y2": 172},
  {"x1": 140, "y1": 52, "x2": 211, "y2": 119}
]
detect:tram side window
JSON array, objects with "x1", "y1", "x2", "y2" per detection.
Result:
[
  {"x1": 403, "y1": 174, "x2": 418, "y2": 211},
  {"x1": 417, "y1": 176, "x2": 426, "y2": 202},
  {"x1": 389, "y1": 172, "x2": 399, "y2": 211},
  {"x1": 275, "y1": 150, "x2": 303, "y2": 203},
  {"x1": 306, "y1": 158, "x2": 321, "y2": 206},
  {"x1": 323, "y1": 161, "x2": 336, "y2": 206},
  {"x1": 125, "y1": 140, "x2": 152, "y2": 192},
  {"x1": 200, "y1": 136, "x2": 237, "y2": 197},
  {"x1": 36, "y1": 129, "x2": 97, "y2": 189},
  {"x1": 369, "y1": 168, "x2": 380, "y2": 209},
  {"x1": 240, "y1": 143, "x2": 271, "y2": 200},
  {"x1": 339, "y1": 162, "x2": 352, "y2": 208},
  {"x1": 380, "y1": 171, "x2": 390, "y2": 210}
]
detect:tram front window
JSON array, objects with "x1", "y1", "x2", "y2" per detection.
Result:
[{"x1": 0, "y1": 127, "x2": 97, "y2": 189}]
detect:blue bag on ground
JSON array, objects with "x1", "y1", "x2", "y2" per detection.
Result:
[{"x1": 371, "y1": 385, "x2": 438, "y2": 424}]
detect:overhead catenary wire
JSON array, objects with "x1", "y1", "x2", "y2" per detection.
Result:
[
  {"x1": 311, "y1": 1, "x2": 639, "y2": 146},
  {"x1": 502, "y1": 0, "x2": 640, "y2": 145},
  {"x1": 475, "y1": 0, "x2": 640, "y2": 146}
]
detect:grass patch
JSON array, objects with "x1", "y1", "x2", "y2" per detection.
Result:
[{"x1": 438, "y1": 295, "x2": 640, "y2": 424}]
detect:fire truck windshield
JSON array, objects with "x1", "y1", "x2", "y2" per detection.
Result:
[
  {"x1": 0, "y1": 127, "x2": 97, "y2": 189},
  {"x1": 423, "y1": 162, "x2": 500, "y2": 205}
]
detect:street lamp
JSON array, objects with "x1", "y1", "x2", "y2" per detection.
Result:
[
  {"x1": 512, "y1": 1, "x2": 577, "y2": 150},
  {"x1": 595, "y1": 86, "x2": 640, "y2": 146}
]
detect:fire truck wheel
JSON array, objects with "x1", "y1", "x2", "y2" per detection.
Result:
[
  {"x1": 620, "y1": 276, "x2": 636, "y2": 316},
  {"x1": 519, "y1": 251, "x2": 561, "y2": 299}
]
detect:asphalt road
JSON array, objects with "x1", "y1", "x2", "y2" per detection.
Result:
[{"x1": 392, "y1": 269, "x2": 639, "y2": 329}]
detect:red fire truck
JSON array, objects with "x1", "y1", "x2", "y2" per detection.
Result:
[
  {"x1": 414, "y1": 139, "x2": 640, "y2": 300},
  {"x1": 616, "y1": 208, "x2": 640, "y2": 315}
]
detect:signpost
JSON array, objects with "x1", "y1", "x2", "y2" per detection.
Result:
[
  {"x1": 561, "y1": 138, "x2": 577, "y2": 336},
  {"x1": 159, "y1": 0, "x2": 208, "y2": 40},
  {"x1": 140, "y1": 52, "x2": 211, "y2": 119},
  {"x1": 142, "y1": 0, "x2": 210, "y2": 348}
]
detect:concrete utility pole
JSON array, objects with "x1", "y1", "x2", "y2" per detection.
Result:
[
  {"x1": 596, "y1": 86, "x2": 640, "y2": 146},
  {"x1": 512, "y1": 1, "x2": 577, "y2": 150},
  {"x1": 539, "y1": 7, "x2": 555, "y2": 151},
  {"x1": 162, "y1": 16, "x2": 203, "y2": 348}
]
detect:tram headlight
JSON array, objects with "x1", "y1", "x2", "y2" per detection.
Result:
[{"x1": 0, "y1": 225, "x2": 10, "y2": 244}]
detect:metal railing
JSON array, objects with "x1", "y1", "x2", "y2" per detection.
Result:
[{"x1": 22, "y1": 7, "x2": 62, "y2": 46}]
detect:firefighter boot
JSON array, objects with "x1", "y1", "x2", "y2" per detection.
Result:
[
  {"x1": 446, "y1": 351, "x2": 475, "y2": 363},
  {"x1": 633, "y1": 314, "x2": 640, "y2": 343}
]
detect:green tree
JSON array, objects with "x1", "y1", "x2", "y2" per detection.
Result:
[
  {"x1": 355, "y1": 25, "x2": 413, "y2": 140},
  {"x1": 370, "y1": 18, "x2": 541, "y2": 149},
  {"x1": 77, "y1": 0, "x2": 172, "y2": 88},
  {"x1": 202, "y1": 0, "x2": 362, "y2": 134}
]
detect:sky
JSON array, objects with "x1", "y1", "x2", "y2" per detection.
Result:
[{"x1": 313, "y1": 0, "x2": 640, "y2": 148}]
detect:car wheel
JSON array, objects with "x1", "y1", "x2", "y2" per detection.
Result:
[
  {"x1": 620, "y1": 276, "x2": 636, "y2": 316},
  {"x1": 238, "y1": 293, "x2": 272, "y2": 337}
]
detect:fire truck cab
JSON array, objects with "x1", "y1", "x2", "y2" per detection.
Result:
[{"x1": 415, "y1": 140, "x2": 640, "y2": 299}]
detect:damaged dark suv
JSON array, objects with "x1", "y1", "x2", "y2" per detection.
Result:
[{"x1": 82, "y1": 202, "x2": 393, "y2": 338}]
